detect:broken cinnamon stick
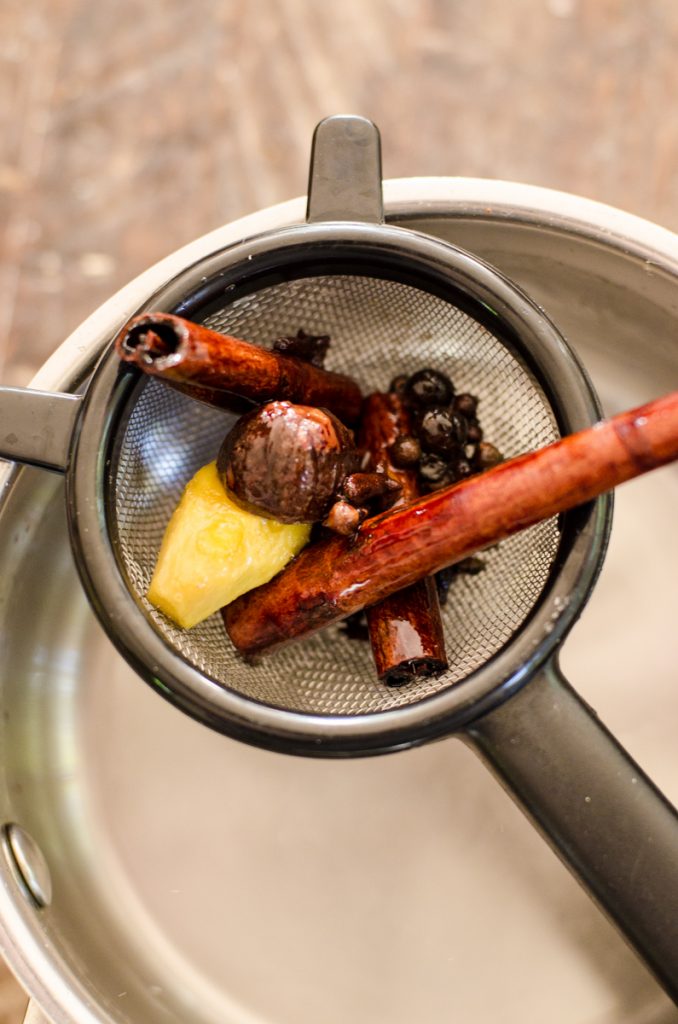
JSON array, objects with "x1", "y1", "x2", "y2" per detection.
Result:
[
  {"x1": 115, "y1": 313, "x2": 363, "y2": 425},
  {"x1": 359, "y1": 392, "x2": 447, "y2": 686},
  {"x1": 225, "y1": 389, "x2": 678, "y2": 657}
]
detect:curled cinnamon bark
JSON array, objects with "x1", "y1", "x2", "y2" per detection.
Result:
[
  {"x1": 225, "y1": 390, "x2": 678, "y2": 657},
  {"x1": 359, "y1": 392, "x2": 447, "y2": 686},
  {"x1": 115, "y1": 313, "x2": 363, "y2": 425}
]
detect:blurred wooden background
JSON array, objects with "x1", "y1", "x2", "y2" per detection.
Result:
[{"x1": 2, "y1": 0, "x2": 678, "y2": 1019}]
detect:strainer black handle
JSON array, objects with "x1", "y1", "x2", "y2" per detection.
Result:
[
  {"x1": 466, "y1": 661, "x2": 678, "y2": 997},
  {"x1": 302, "y1": 117, "x2": 678, "y2": 995},
  {"x1": 305, "y1": 121, "x2": 678, "y2": 994},
  {"x1": 3, "y1": 381, "x2": 678, "y2": 998}
]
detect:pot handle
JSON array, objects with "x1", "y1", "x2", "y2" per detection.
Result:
[
  {"x1": 464, "y1": 659, "x2": 678, "y2": 999},
  {"x1": 306, "y1": 114, "x2": 384, "y2": 225},
  {"x1": 22, "y1": 1001, "x2": 51, "y2": 1024},
  {"x1": 0, "y1": 387, "x2": 82, "y2": 473}
]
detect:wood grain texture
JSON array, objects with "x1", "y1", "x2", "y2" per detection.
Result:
[
  {"x1": 0, "y1": 968, "x2": 26, "y2": 1024},
  {"x1": 3, "y1": 0, "x2": 678, "y2": 1016},
  {"x1": 3, "y1": 0, "x2": 678, "y2": 389}
]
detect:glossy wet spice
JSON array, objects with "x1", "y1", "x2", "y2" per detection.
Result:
[
  {"x1": 225, "y1": 390, "x2": 678, "y2": 657},
  {"x1": 212, "y1": 364, "x2": 502, "y2": 685},
  {"x1": 114, "y1": 312, "x2": 678, "y2": 688},
  {"x1": 116, "y1": 314, "x2": 506, "y2": 687},
  {"x1": 115, "y1": 313, "x2": 363, "y2": 424},
  {"x1": 358, "y1": 390, "x2": 448, "y2": 686},
  {"x1": 343, "y1": 370, "x2": 502, "y2": 685},
  {"x1": 217, "y1": 401, "x2": 361, "y2": 524}
]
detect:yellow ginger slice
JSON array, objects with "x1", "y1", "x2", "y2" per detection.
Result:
[{"x1": 147, "y1": 461, "x2": 311, "y2": 628}]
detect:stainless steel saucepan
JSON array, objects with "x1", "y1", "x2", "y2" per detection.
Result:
[{"x1": 1, "y1": 121, "x2": 678, "y2": 1023}]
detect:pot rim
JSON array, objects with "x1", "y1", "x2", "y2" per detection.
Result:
[{"x1": 12, "y1": 176, "x2": 678, "y2": 404}]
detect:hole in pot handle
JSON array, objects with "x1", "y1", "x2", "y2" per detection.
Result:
[
  {"x1": 0, "y1": 388, "x2": 81, "y2": 473},
  {"x1": 464, "y1": 658, "x2": 678, "y2": 999}
]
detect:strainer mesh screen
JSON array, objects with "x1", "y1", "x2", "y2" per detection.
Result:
[{"x1": 114, "y1": 275, "x2": 560, "y2": 715}]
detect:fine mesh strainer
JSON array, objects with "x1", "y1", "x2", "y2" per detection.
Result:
[
  {"x1": 2, "y1": 116, "x2": 678, "y2": 996},
  {"x1": 115, "y1": 275, "x2": 561, "y2": 717}
]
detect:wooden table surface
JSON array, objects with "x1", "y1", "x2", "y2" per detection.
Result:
[{"x1": 2, "y1": 0, "x2": 678, "y2": 1019}]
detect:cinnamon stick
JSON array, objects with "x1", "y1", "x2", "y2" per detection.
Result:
[
  {"x1": 359, "y1": 392, "x2": 447, "y2": 686},
  {"x1": 225, "y1": 390, "x2": 678, "y2": 657},
  {"x1": 115, "y1": 313, "x2": 363, "y2": 425}
]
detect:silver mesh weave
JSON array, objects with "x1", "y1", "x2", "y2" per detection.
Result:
[{"x1": 113, "y1": 275, "x2": 560, "y2": 715}]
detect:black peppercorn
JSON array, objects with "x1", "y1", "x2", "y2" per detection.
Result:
[
  {"x1": 340, "y1": 610, "x2": 370, "y2": 641},
  {"x1": 435, "y1": 557, "x2": 485, "y2": 606},
  {"x1": 435, "y1": 566, "x2": 457, "y2": 606},
  {"x1": 451, "y1": 457, "x2": 473, "y2": 479},
  {"x1": 418, "y1": 452, "x2": 450, "y2": 485},
  {"x1": 421, "y1": 473, "x2": 457, "y2": 493},
  {"x1": 404, "y1": 368, "x2": 454, "y2": 408},
  {"x1": 456, "y1": 556, "x2": 486, "y2": 574},
  {"x1": 418, "y1": 407, "x2": 467, "y2": 455}
]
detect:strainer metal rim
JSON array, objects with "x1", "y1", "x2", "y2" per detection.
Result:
[{"x1": 66, "y1": 220, "x2": 610, "y2": 756}]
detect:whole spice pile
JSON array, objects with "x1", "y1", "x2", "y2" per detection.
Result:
[
  {"x1": 340, "y1": 367, "x2": 503, "y2": 663},
  {"x1": 116, "y1": 313, "x2": 504, "y2": 687},
  {"x1": 388, "y1": 368, "x2": 503, "y2": 489}
]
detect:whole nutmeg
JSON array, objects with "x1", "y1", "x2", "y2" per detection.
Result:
[{"x1": 217, "y1": 400, "x2": 361, "y2": 523}]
